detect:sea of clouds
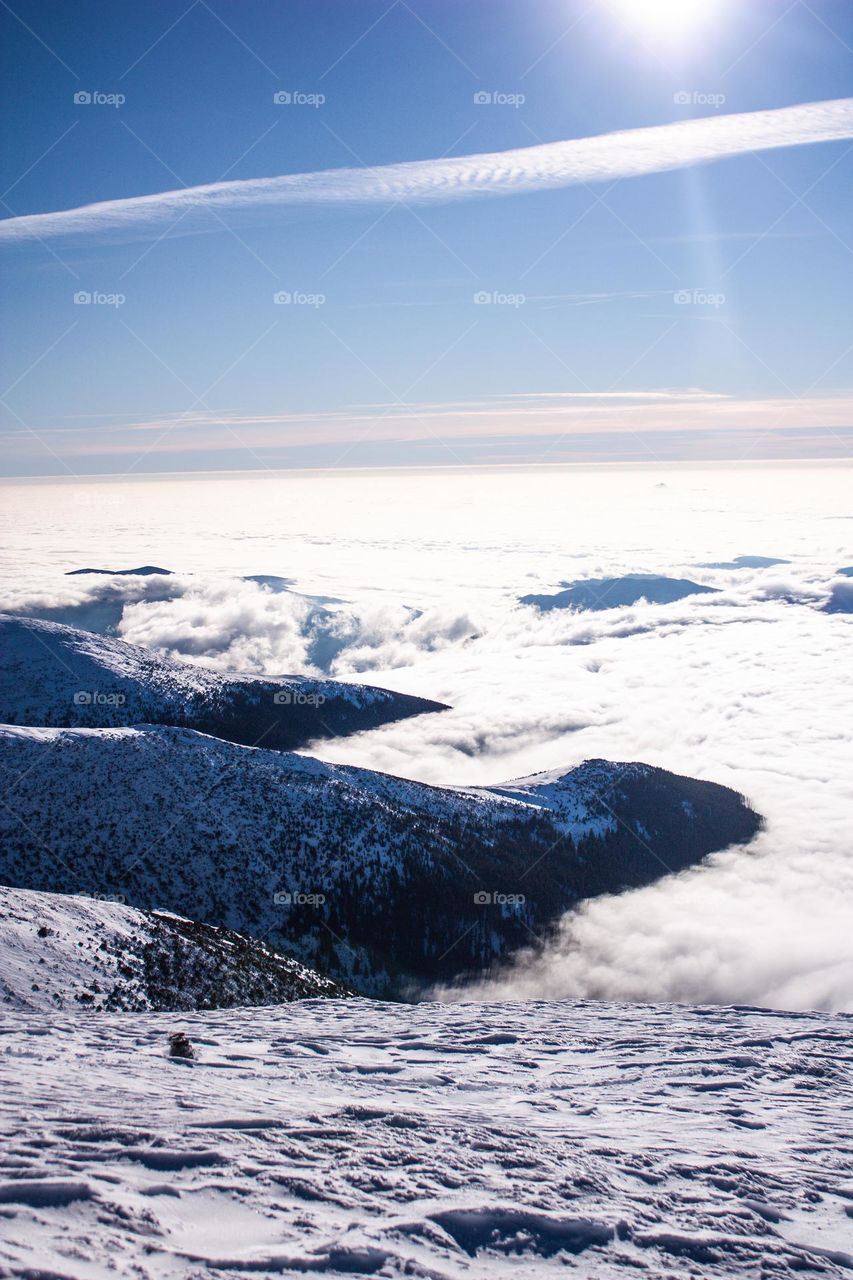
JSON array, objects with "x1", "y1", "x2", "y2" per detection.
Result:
[{"x1": 1, "y1": 464, "x2": 850, "y2": 1011}]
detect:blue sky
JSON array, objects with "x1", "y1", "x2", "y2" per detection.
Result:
[{"x1": 1, "y1": 0, "x2": 851, "y2": 475}]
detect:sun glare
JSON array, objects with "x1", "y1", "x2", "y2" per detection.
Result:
[{"x1": 610, "y1": 0, "x2": 722, "y2": 40}]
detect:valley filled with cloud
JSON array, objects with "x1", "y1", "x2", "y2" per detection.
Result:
[{"x1": 3, "y1": 461, "x2": 850, "y2": 1012}]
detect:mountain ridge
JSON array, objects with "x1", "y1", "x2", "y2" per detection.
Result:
[
  {"x1": 0, "y1": 613, "x2": 447, "y2": 751},
  {"x1": 0, "y1": 722, "x2": 761, "y2": 993}
]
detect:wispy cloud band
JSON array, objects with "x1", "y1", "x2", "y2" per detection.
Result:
[
  {"x1": 4, "y1": 391, "x2": 851, "y2": 462},
  {"x1": 1, "y1": 98, "x2": 851, "y2": 244}
]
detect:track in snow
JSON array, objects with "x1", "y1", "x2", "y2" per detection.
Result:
[{"x1": 1, "y1": 998, "x2": 851, "y2": 1277}]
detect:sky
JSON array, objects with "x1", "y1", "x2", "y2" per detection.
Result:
[{"x1": 0, "y1": 0, "x2": 852, "y2": 476}]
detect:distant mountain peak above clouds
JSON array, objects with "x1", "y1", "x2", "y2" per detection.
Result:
[
  {"x1": 697, "y1": 555, "x2": 790, "y2": 569},
  {"x1": 65, "y1": 566, "x2": 173, "y2": 576},
  {"x1": 823, "y1": 578, "x2": 853, "y2": 614},
  {"x1": 520, "y1": 574, "x2": 718, "y2": 613}
]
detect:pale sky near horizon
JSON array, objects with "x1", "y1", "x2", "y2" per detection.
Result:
[{"x1": 1, "y1": 0, "x2": 851, "y2": 476}]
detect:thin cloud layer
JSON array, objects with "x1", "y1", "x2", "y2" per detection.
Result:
[
  {"x1": 1, "y1": 99, "x2": 851, "y2": 244},
  {"x1": 7, "y1": 392, "x2": 852, "y2": 461}
]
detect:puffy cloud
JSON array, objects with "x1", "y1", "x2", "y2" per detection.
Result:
[{"x1": 438, "y1": 825, "x2": 853, "y2": 1013}]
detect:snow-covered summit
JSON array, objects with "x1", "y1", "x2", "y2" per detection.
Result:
[{"x1": 478, "y1": 759, "x2": 656, "y2": 839}]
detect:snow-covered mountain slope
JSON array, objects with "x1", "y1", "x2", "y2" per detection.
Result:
[
  {"x1": 1, "y1": 997, "x2": 850, "y2": 1278},
  {"x1": 0, "y1": 886, "x2": 349, "y2": 1012},
  {"x1": 0, "y1": 615, "x2": 447, "y2": 750},
  {"x1": 0, "y1": 724, "x2": 760, "y2": 991},
  {"x1": 520, "y1": 573, "x2": 719, "y2": 612}
]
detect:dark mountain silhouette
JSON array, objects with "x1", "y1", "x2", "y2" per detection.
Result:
[
  {"x1": 521, "y1": 574, "x2": 718, "y2": 612},
  {"x1": 824, "y1": 579, "x2": 853, "y2": 613},
  {"x1": 66, "y1": 565, "x2": 173, "y2": 576},
  {"x1": 697, "y1": 555, "x2": 790, "y2": 569}
]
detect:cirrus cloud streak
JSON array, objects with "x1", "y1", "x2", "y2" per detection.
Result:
[{"x1": 1, "y1": 99, "x2": 851, "y2": 244}]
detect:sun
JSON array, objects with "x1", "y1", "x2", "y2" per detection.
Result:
[{"x1": 609, "y1": 0, "x2": 722, "y2": 40}]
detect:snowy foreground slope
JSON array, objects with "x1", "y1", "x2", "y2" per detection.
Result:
[
  {"x1": 0, "y1": 887, "x2": 350, "y2": 1012},
  {"x1": 0, "y1": 724, "x2": 760, "y2": 991},
  {"x1": 0, "y1": 997, "x2": 851, "y2": 1278},
  {"x1": 0, "y1": 615, "x2": 446, "y2": 751}
]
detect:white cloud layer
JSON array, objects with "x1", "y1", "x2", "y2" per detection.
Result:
[
  {"x1": 1, "y1": 464, "x2": 851, "y2": 1012},
  {"x1": 1, "y1": 99, "x2": 851, "y2": 243}
]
